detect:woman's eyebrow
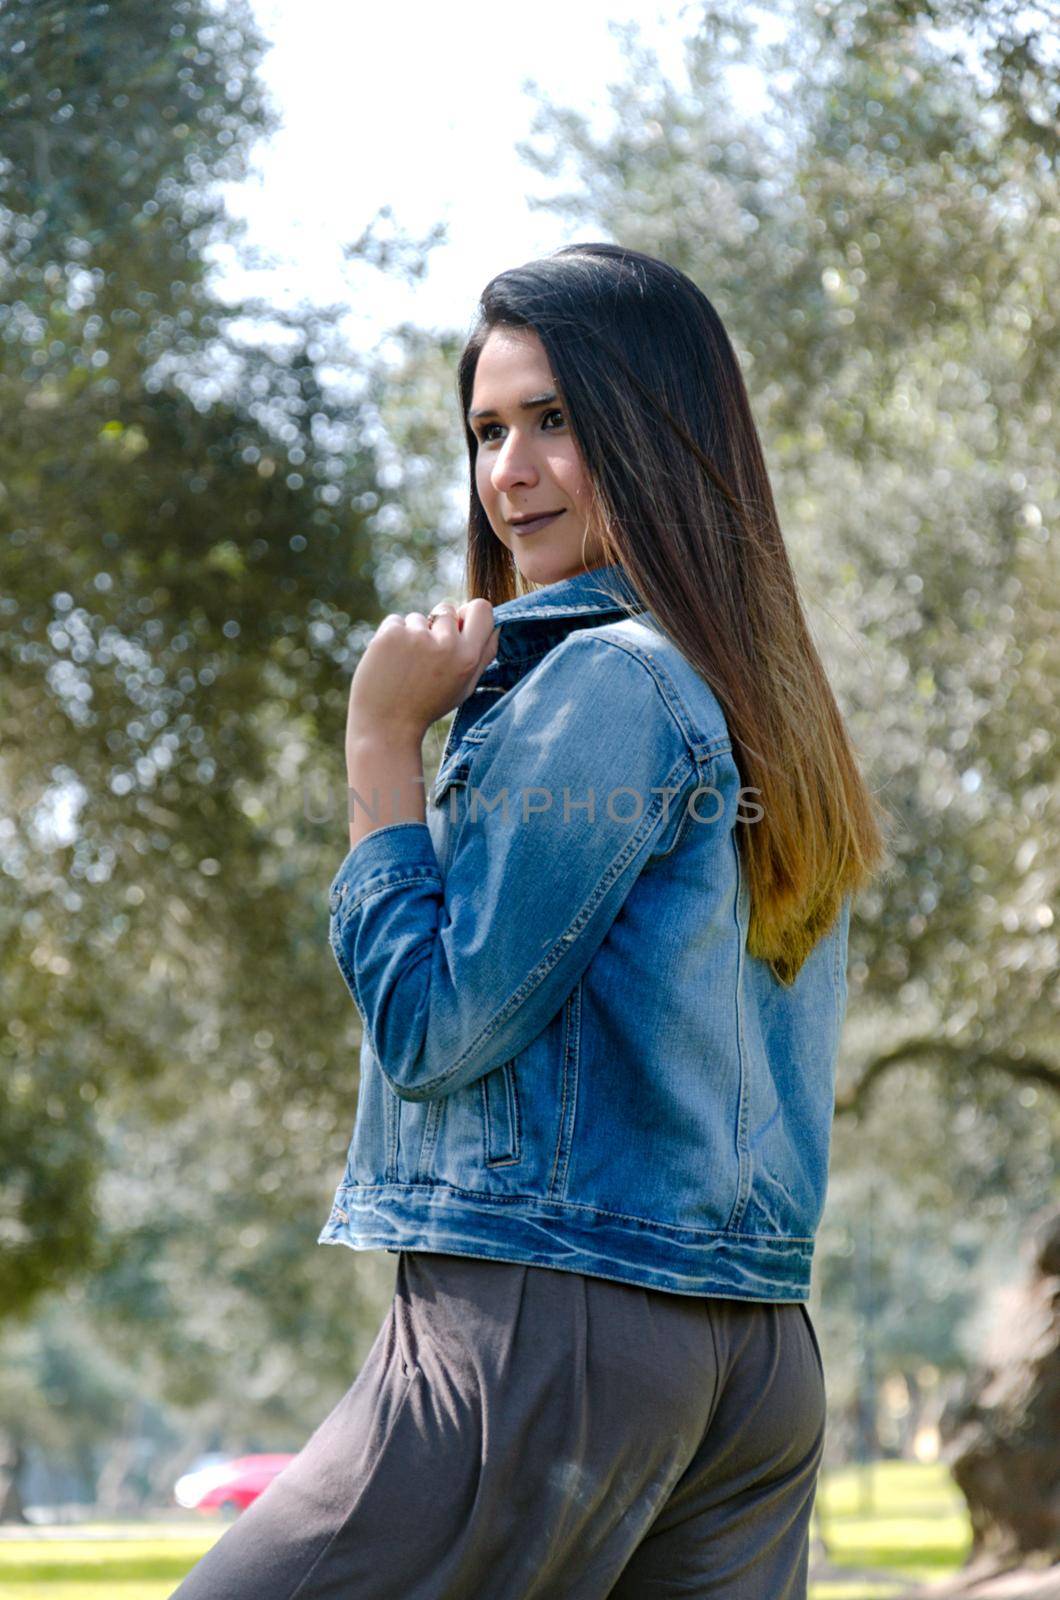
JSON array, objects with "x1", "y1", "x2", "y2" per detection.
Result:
[{"x1": 467, "y1": 389, "x2": 559, "y2": 423}]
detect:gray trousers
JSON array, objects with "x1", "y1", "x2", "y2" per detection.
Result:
[{"x1": 171, "y1": 1250, "x2": 826, "y2": 1599}]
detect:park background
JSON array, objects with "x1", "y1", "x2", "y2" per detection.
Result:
[{"x1": 0, "y1": 0, "x2": 1056, "y2": 1595}]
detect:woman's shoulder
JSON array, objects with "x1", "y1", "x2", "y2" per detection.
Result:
[{"x1": 554, "y1": 615, "x2": 732, "y2": 754}]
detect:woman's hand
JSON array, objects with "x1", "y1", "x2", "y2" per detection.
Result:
[{"x1": 345, "y1": 599, "x2": 499, "y2": 751}]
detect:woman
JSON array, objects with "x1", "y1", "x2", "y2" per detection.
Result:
[{"x1": 173, "y1": 243, "x2": 888, "y2": 1599}]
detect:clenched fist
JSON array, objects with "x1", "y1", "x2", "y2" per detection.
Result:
[{"x1": 345, "y1": 599, "x2": 499, "y2": 751}]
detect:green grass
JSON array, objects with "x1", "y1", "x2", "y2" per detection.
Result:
[
  {"x1": 811, "y1": 1459, "x2": 972, "y2": 1596},
  {"x1": 0, "y1": 1462, "x2": 972, "y2": 1598},
  {"x1": 0, "y1": 1525, "x2": 217, "y2": 1600}
]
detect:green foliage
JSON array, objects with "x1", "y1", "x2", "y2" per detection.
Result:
[{"x1": 0, "y1": 0, "x2": 381, "y2": 1332}]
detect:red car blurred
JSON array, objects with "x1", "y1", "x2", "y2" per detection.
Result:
[{"x1": 175, "y1": 1453, "x2": 297, "y2": 1516}]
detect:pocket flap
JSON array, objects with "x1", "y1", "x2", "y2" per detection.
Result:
[{"x1": 430, "y1": 725, "x2": 490, "y2": 806}]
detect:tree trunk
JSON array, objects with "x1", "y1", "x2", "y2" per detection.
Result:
[
  {"x1": 895, "y1": 1205, "x2": 1060, "y2": 1600},
  {"x1": 0, "y1": 1438, "x2": 29, "y2": 1524}
]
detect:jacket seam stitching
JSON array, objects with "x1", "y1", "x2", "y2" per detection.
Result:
[
  {"x1": 495, "y1": 599, "x2": 640, "y2": 621},
  {"x1": 724, "y1": 828, "x2": 752, "y2": 1232},
  {"x1": 833, "y1": 914, "x2": 844, "y2": 1036},
  {"x1": 548, "y1": 982, "x2": 581, "y2": 1198},
  {"x1": 329, "y1": 933, "x2": 368, "y2": 1028}
]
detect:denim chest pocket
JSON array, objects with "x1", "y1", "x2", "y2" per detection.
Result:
[
  {"x1": 412, "y1": 993, "x2": 578, "y2": 1191},
  {"x1": 429, "y1": 723, "x2": 491, "y2": 808},
  {"x1": 481, "y1": 1057, "x2": 521, "y2": 1165},
  {"x1": 412, "y1": 1051, "x2": 524, "y2": 1180}
]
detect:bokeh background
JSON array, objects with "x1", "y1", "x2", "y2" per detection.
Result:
[{"x1": 1, "y1": 1, "x2": 1057, "y2": 1595}]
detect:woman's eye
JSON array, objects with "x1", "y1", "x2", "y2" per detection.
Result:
[{"x1": 477, "y1": 410, "x2": 565, "y2": 445}]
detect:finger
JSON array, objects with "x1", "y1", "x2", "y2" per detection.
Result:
[
  {"x1": 459, "y1": 598, "x2": 497, "y2": 657},
  {"x1": 404, "y1": 612, "x2": 431, "y2": 633},
  {"x1": 426, "y1": 605, "x2": 460, "y2": 636}
]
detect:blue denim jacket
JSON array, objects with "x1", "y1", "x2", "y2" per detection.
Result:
[{"x1": 318, "y1": 563, "x2": 851, "y2": 1300}]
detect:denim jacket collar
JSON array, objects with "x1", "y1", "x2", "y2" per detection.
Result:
[
  {"x1": 490, "y1": 562, "x2": 646, "y2": 626},
  {"x1": 486, "y1": 563, "x2": 647, "y2": 668}
]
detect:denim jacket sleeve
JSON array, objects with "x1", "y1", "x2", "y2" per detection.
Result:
[{"x1": 326, "y1": 633, "x2": 699, "y2": 1102}]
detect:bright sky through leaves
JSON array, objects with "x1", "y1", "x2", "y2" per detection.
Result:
[{"x1": 214, "y1": 0, "x2": 774, "y2": 346}]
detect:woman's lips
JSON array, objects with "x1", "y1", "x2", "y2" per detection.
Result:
[{"x1": 510, "y1": 511, "x2": 563, "y2": 536}]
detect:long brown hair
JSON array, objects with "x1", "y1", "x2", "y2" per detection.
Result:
[{"x1": 456, "y1": 242, "x2": 890, "y2": 983}]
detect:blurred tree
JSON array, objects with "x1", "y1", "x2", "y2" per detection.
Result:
[
  {"x1": 0, "y1": 0, "x2": 466, "y2": 1517},
  {"x1": 351, "y1": 322, "x2": 470, "y2": 617},
  {"x1": 939, "y1": 1206, "x2": 1060, "y2": 1571},
  {"x1": 0, "y1": 1302, "x2": 141, "y2": 1521},
  {"x1": 0, "y1": 0, "x2": 382, "y2": 1321},
  {"x1": 890, "y1": 1209, "x2": 1060, "y2": 1596},
  {"x1": 818, "y1": 1055, "x2": 1054, "y2": 1467}
]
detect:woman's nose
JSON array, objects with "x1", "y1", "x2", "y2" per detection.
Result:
[{"x1": 491, "y1": 432, "x2": 539, "y2": 493}]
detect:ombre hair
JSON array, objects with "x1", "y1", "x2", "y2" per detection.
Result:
[{"x1": 457, "y1": 242, "x2": 889, "y2": 983}]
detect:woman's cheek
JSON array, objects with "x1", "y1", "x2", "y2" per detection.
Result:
[{"x1": 476, "y1": 472, "x2": 498, "y2": 531}]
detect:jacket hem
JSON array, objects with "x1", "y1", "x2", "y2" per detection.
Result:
[{"x1": 315, "y1": 1183, "x2": 812, "y2": 1301}]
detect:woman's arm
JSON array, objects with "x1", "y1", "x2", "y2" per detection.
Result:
[
  {"x1": 328, "y1": 633, "x2": 703, "y2": 1103},
  {"x1": 346, "y1": 728, "x2": 426, "y2": 850},
  {"x1": 342, "y1": 599, "x2": 497, "y2": 851}
]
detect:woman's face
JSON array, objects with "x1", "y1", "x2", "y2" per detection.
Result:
[{"x1": 468, "y1": 325, "x2": 607, "y2": 584}]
